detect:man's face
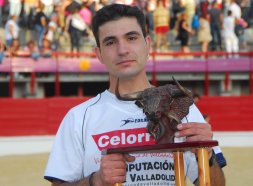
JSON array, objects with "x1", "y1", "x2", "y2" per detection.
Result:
[
  {"x1": 12, "y1": 40, "x2": 19, "y2": 48},
  {"x1": 95, "y1": 17, "x2": 150, "y2": 80}
]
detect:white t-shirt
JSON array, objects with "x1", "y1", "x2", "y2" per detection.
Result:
[
  {"x1": 229, "y1": 2, "x2": 241, "y2": 19},
  {"x1": 5, "y1": 19, "x2": 19, "y2": 40},
  {"x1": 224, "y1": 16, "x2": 237, "y2": 38},
  {"x1": 44, "y1": 90, "x2": 224, "y2": 185}
]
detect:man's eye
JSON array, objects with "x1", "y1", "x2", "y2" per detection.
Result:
[
  {"x1": 105, "y1": 41, "x2": 114, "y2": 46},
  {"x1": 128, "y1": 36, "x2": 137, "y2": 41}
]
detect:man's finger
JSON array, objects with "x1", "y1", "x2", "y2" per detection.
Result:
[
  {"x1": 123, "y1": 154, "x2": 135, "y2": 162},
  {"x1": 177, "y1": 122, "x2": 211, "y2": 130}
]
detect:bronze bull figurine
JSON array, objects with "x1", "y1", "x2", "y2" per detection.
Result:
[{"x1": 116, "y1": 77, "x2": 194, "y2": 144}]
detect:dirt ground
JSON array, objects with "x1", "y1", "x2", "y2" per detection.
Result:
[{"x1": 0, "y1": 147, "x2": 252, "y2": 186}]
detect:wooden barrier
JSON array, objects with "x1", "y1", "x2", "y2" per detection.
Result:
[{"x1": 0, "y1": 96, "x2": 253, "y2": 136}]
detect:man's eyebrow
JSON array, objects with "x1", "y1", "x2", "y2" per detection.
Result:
[
  {"x1": 102, "y1": 36, "x2": 115, "y2": 45},
  {"x1": 125, "y1": 31, "x2": 141, "y2": 36},
  {"x1": 102, "y1": 31, "x2": 142, "y2": 44}
]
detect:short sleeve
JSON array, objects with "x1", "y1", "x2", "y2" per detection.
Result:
[{"x1": 44, "y1": 109, "x2": 85, "y2": 182}]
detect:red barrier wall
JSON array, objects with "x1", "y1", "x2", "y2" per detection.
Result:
[
  {"x1": 197, "y1": 96, "x2": 253, "y2": 131},
  {"x1": 0, "y1": 96, "x2": 252, "y2": 136},
  {"x1": 0, "y1": 97, "x2": 90, "y2": 136}
]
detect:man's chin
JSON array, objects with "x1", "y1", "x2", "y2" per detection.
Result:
[{"x1": 116, "y1": 71, "x2": 140, "y2": 79}]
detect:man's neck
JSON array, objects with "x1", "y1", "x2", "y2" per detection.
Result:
[{"x1": 108, "y1": 75, "x2": 152, "y2": 95}]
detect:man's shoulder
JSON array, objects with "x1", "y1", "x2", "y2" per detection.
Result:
[
  {"x1": 185, "y1": 104, "x2": 206, "y2": 123},
  {"x1": 70, "y1": 90, "x2": 114, "y2": 112},
  {"x1": 70, "y1": 92, "x2": 104, "y2": 112}
]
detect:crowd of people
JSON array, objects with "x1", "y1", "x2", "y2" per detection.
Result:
[{"x1": 0, "y1": 0, "x2": 252, "y2": 61}]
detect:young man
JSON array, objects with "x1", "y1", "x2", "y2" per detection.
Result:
[{"x1": 44, "y1": 4, "x2": 226, "y2": 186}]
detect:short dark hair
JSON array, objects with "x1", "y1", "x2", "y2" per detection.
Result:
[
  {"x1": 227, "y1": 10, "x2": 232, "y2": 16},
  {"x1": 92, "y1": 4, "x2": 147, "y2": 47}
]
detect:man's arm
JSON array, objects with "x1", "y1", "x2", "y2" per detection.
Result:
[
  {"x1": 209, "y1": 158, "x2": 226, "y2": 186},
  {"x1": 51, "y1": 171, "x2": 108, "y2": 186},
  {"x1": 50, "y1": 153, "x2": 135, "y2": 186},
  {"x1": 51, "y1": 178, "x2": 89, "y2": 186},
  {"x1": 194, "y1": 151, "x2": 225, "y2": 186},
  {"x1": 176, "y1": 122, "x2": 226, "y2": 186}
]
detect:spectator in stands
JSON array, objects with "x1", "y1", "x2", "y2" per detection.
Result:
[
  {"x1": 9, "y1": 0, "x2": 21, "y2": 17},
  {"x1": 0, "y1": 0, "x2": 5, "y2": 27},
  {"x1": 6, "y1": 39, "x2": 25, "y2": 79},
  {"x1": 198, "y1": 14, "x2": 212, "y2": 52},
  {"x1": 87, "y1": 0, "x2": 99, "y2": 16},
  {"x1": 53, "y1": 5, "x2": 68, "y2": 51},
  {"x1": 44, "y1": 4, "x2": 226, "y2": 186},
  {"x1": 34, "y1": 2, "x2": 48, "y2": 48},
  {"x1": 170, "y1": 0, "x2": 185, "y2": 31},
  {"x1": 54, "y1": 4, "x2": 65, "y2": 30},
  {"x1": 229, "y1": 0, "x2": 241, "y2": 20},
  {"x1": 180, "y1": 0, "x2": 196, "y2": 28},
  {"x1": 240, "y1": 0, "x2": 251, "y2": 26},
  {"x1": 65, "y1": 7, "x2": 86, "y2": 53},
  {"x1": 133, "y1": 0, "x2": 148, "y2": 13},
  {"x1": 191, "y1": 11, "x2": 200, "y2": 33},
  {"x1": 23, "y1": 40, "x2": 40, "y2": 60},
  {"x1": 223, "y1": 10, "x2": 239, "y2": 56},
  {"x1": 20, "y1": 0, "x2": 37, "y2": 30},
  {"x1": 153, "y1": 0, "x2": 170, "y2": 52},
  {"x1": 45, "y1": 13, "x2": 59, "y2": 50},
  {"x1": 23, "y1": 0, "x2": 37, "y2": 17},
  {"x1": 4, "y1": 15, "x2": 19, "y2": 47},
  {"x1": 65, "y1": 0, "x2": 81, "y2": 14},
  {"x1": 145, "y1": 0, "x2": 155, "y2": 44},
  {"x1": 199, "y1": 0, "x2": 209, "y2": 19},
  {"x1": 79, "y1": 2, "x2": 92, "y2": 27},
  {"x1": 229, "y1": 0, "x2": 247, "y2": 50},
  {"x1": 0, "y1": 40, "x2": 5, "y2": 64},
  {"x1": 79, "y1": 2, "x2": 93, "y2": 43},
  {"x1": 40, "y1": 38, "x2": 52, "y2": 57},
  {"x1": 203, "y1": 114, "x2": 211, "y2": 123},
  {"x1": 208, "y1": 1, "x2": 223, "y2": 51},
  {"x1": 41, "y1": 0, "x2": 54, "y2": 17},
  {"x1": 193, "y1": 93, "x2": 200, "y2": 103},
  {"x1": 7, "y1": 39, "x2": 23, "y2": 57},
  {"x1": 176, "y1": 12, "x2": 193, "y2": 53}
]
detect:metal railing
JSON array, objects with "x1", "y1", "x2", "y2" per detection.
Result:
[{"x1": 1, "y1": 51, "x2": 252, "y2": 97}]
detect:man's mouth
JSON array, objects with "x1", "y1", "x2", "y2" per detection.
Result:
[{"x1": 117, "y1": 60, "x2": 135, "y2": 66}]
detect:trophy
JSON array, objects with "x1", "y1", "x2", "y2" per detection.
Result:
[{"x1": 102, "y1": 77, "x2": 218, "y2": 186}]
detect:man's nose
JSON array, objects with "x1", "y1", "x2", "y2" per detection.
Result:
[{"x1": 117, "y1": 40, "x2": 129, "y2": 55}]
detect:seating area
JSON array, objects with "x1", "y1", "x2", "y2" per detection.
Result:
[
  {"x1": 0, "y1": 51, "x2": 253, "y2": 98},
  {"x1": 0, "y1": 54, "x2": 252, "y2": 73}
]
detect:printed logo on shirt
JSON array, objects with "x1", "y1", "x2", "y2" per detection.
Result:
[
  {"x1": 92, "y1": 128, "x2": 155, "y2": 151},
  {"x1": 127, "y1": 161, "x2": 175, "y2": 183},
  {"x1": 92, "y1": 129, "x2": 179, "y2": 186},
  {"x1": 124, "y1": 155, "x2": 176, "y2": 185},
  {"x1": 121, "y1": 117, "x2": 149, "y2": 127},
  {"x1": 121, "y1": 118, "x2": 134, "y2": 126}
]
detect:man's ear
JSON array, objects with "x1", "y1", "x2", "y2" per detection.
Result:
[
  {"x1": 145, "y1": 35, "x2": 151, "y2": 56},
  {"x1": 94, "y1": 47, "x2": 104, "y2": 64}
]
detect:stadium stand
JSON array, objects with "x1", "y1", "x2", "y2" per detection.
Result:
[{"x1": 0, "y1": 51, "x2": 253, "y2": 97}]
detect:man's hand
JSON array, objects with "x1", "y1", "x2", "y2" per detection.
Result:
[
  {"x1": 176, "y1": 123, "x2": 226, "y2": 186},
  {"x1": 93, "y1": 153, "x2": 135, "y2": 186},
  {"x1": 175, "y1": 122, "x2": 213, "y2": 142},
  {"x1": 175, "y1": 122, "x2": 213, "y2": 157}
]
